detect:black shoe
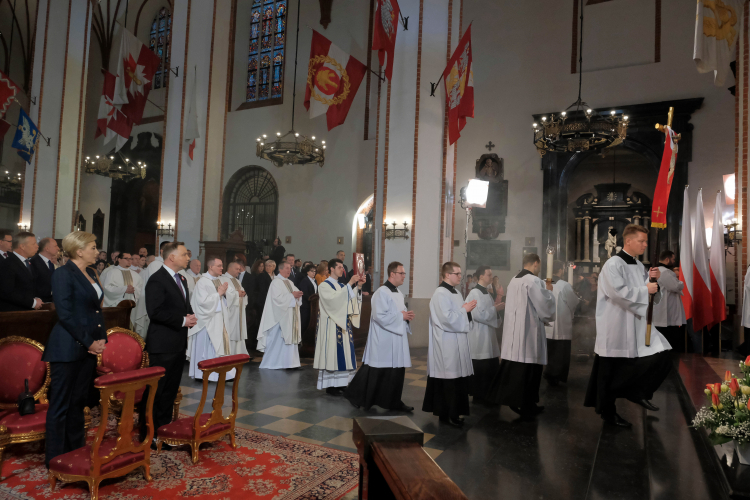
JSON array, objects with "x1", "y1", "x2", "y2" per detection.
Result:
[
  {"x1": 439, "y1": 416, "x2": 464, "y2": 427},
  {"x1": 326, "y1": 387, "x2": 344, "y2": 396},
  {"x1": 634, "y1": 399, "x2": 659, "y2": 411},
  {"x1": 602, "y1": 413, "x2": 632, "y2": 428},
  {"x1": 396, "y1": 403, "x2": 414, "y2": 412}
]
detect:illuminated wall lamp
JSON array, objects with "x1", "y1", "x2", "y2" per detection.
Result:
[
  {"x1": 157, "y1": 221, "x2": 175, "y2": 237},
  {"x1": 383, "y1": 220, "x2": 409, "y2": 240}
]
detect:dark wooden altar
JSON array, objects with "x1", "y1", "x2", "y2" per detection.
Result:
[{"x1": 200, "y1": 229, "x2": 249, "y2": 266}]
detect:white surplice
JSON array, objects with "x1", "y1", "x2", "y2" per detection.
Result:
[
  {"x1": 595, "y1": 251, "x2": 669, "y2": 358},
  {"x1": 466, "y1": 285, "x2": 500, "y2": 360},
  {"x1": 219, "y1": 273, "x2": 250, "y2": 356},
  {"x1": 101, "y1": 266, "x2": 143, "y2": 327},
  {"x1": 313, "y1": 277, "x2": 361, "y2": 388},
  {"x1": 133, "y1": 257, "x2": 164, "y2": 339},
  {"x1": 501, "y1": 271, "x2": 556, "y2": 365},
  {"x1": 427, "y1": 284, "x2": 473, "y2": 379},
  {"x1": 743, "y1": 266, "x2": 750, "y2": 328},
  {"x1": 362, "y1": 282, "x2": 411, "y2": 368},
  {"x1": 653, "y1": 266, "x2": 686, "y2": 327},
  {"x1": 188, "y1": 273, "x2": 237, "y2": 381},
  {"x1": 257, "y1": 275, "x2": 301, "y2": 369},
  {"x1": 544, "y1": 279, "x2": 580, "y2": 341}
]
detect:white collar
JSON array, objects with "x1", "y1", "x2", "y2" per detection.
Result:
[
  {"x1": 205, "y1": 272, "x2": 221, "y2": 279},
  {"x1": 187, "y1": 269, "x2": 200, "y2": 277},
  {"x1": 117, "y1": 265, "x2": 130, "y2": 271},
  {"x1": 13, "y1": 251, "x2": 27, "y2": 262},
  {"x1": 130, "y1": 265, "x2": 140, "y2": 271},
  {"x1": 39, "y1": 254, "x2": 51, "y2": 264},
  {"x1": 275, "y1": 274, "x2": 288, "y2": 281}
]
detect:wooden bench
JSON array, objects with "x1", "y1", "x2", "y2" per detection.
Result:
[{"x1": 353, "y1": 417, "x2": 468, "y2": 500}]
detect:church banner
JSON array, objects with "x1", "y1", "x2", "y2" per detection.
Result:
[
  {"x1": 114, "y1": 29, "x2": 161, "y2": 126},
  {"x1": 650, "y1": 126, "x2": 677, "y2": 229},
  {"x1": 0, "y1": 70, "x2": 18, "y2": 119},
  {"x1": 11, "y1": 108, "x2": 40, "y2": 164},
  {"x1": 96, "y1": 70, "x2": 132, "y2": 151},
  {"x1": 443, "y1": 24, "x2": 474, "y2": 146},
  {"x1": 304, "y1": 30, "x2": 367, "y2": 131},
  {"x1": 372, "y1": 0, "x2": 399, "y2": 81},
  {"x1": 694, "y1": 0, "x2": 744, "y2": 87}
]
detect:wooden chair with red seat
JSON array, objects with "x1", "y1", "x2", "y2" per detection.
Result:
[
  {"x1": 0, "y1": 336, "x2": 51, "y2": 471},
  {"x1": 48, "y1": 366, "x2": 165, "y2": 500},
  {"x1": 155, "y1": 354, "x2": 250, "y2": 463},
  {"x1": 97, "y1": 327, "x2": 182, "y2": 421}
]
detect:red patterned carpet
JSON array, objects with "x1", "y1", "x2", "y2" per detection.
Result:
[{"x1": 0, "y1": 414, "x2": 359, "y2": 499}]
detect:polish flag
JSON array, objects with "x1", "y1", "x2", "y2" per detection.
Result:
[
  {"x1": 96, "y1": 70, "x2": 132, "y2": 151},
  {"x1": 114, "y1": 29, "x2": 161, "y2": 126},
  {"x1": 304, "y1": 30, "x2": 367, "y2": 131},
  {"x1": 692, "y1": 189, "x2": 714, "y2": 331},
  {"x1": 678, "y1": 186, "x2": 693, "y2": 320},
  {"x1": 709, "y1": 191, "x2": 726, "y2": 327}
]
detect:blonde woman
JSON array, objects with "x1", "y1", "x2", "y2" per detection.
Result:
[{"x1": 42, "y1": 231, "x2": 107, "y2": 467}]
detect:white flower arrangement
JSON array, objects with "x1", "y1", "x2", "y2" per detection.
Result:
[{"x1": 691, "y1": 361, "x2": 750, "y2": 445}]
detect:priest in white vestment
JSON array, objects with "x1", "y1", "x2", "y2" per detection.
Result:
[
  {"x1": 487, "y1": 254, "x2": 555, "y2": 419},
  {"x1": 584, "y1": 224, "x2": 670, "y2": 428},
  {"x1": 345, "y1": 261, "x2": 414, "y2": 411},
  {"x1": 654, "y1": 250, "x2": 686, "y2": 351},
  {"x1": 133, "y1": 242, "x2": 167, "y2": 339},
  {"x1": 180, "y1": 259, "x2": 202, "y2": 359},
  {"x1": 101, "y1": 253, "x2": 144, "y2": 328},
  {"x1": 543, "y1": 261, "x2": 580, "y2": 386},
  {"x1": 220, "y1": 261, "x2": 250, "y2": 356},
  {"x1": 466, "y1": 266, "x2": 503, "y2": 403},
  {"x1": 189, "y1": 257, "x2": 238, "y2": 381},
  {"x1": 257, "y1": 260, "x2": 302, "y2": 369},
  {"x1": 422, "y1": 262, "x2": 477, "y2": 427},
  {"x1": 313, "y1": 258, "x2": 364, "y2": 395}
]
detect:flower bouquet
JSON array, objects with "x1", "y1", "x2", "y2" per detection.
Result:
[{"x1": 692, "y1": 358, "x2": 750, "y2": 464}]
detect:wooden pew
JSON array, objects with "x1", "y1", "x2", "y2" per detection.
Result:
[
  {"x1": 0, "y1": 301, "x2": 135, "y2": 346},
  {"x1": 353, "y1": 417, "x2": 468, "y2": 500}
]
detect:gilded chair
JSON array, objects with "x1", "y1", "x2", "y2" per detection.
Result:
[
  {"x1": 97, "y1": 327, "x2": 182, "y2": 421},
  {"x1": 48, "y1": 366, "x2": 165, "y2": 500},
  {"x1": 156, "y1": 354, "x2": 250, "y2": 463},
  {"x1": 0, "y1": 336, "x2": 51, "y2": 471}
]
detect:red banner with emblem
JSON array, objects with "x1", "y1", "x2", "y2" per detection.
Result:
[
  {"x1": 651, "y1": 126, "x2": 678, "y2": 228},
  {"x1": 443, "y1": 25, "x2": 474, "y2": 146},
  {"x1": 373, "y1": 0, "x2": 400, "y2": 81}
]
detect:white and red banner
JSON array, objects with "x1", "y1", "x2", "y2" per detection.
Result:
[
  {"x1": 678, "y1": 186, "x2": 693, "y2": 320},
  {"x1": 0, "y1": 70, "x2": 18, "y2": 119},
  {"x1": 114, "y1": 29, "x2": 161, "y2": 126},
  {"x1": 95, "y1": 70, "x2": 132, "y2": 151},
  {"x1": 709, "y1": 190, "x2": 727, "y2": 327},
  {"x1": 651, "y1": 126, "x2": 678, "y2": 229},
  {"x1": 692, "y1": 189, "x2": 714, "y2": 331},
  {"x1": 304, "y1": 30, "x2": 367, "y2": 131},
  {"x1": 372, "y1": 0, "x2": 399, "y2": 81},
  {"x1": 443, "y1": 24, "x2": 474, "y2": 146}
]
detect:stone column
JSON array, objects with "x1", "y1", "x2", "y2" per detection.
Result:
[
  {"x1": 21, "y1": 0, "x2": 92, "y2": 237},
  {"x1": 583, "y1": 217, "x2": 591, "y2": 262},
  {"x1": 592, "y1": 222, "x2": 600, "y2": 263},
  {"x1": 576, "y1": 218, "x2": 582, "y2": 261}
]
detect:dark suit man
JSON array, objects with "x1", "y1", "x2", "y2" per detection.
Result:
[
  {"x1": 0, "y1": 230, "x2": 12, "y2": 260},
  {"x1": 298, "y1": 264, "x2": 318, "y2": 333},
  {"x1": 335, "y1": 250, "x2": 350, "y2": 286},
  {"x1": 0, "y1": 232, "x2": 42, "y2": 312},
  {"x1": 139, "y1": 242, "x2": 197, "y2": 440},
  {"x1": 30, "y1": 237, "x2": 60, "y2": 302}
]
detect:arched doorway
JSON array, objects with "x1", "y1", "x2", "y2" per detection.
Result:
[
  {"x1": 221, "y1": 166, "x2": 279, "y2": 258},
  {"x1": 354, "y1": 195, "x2": 374, "y2": 271}
]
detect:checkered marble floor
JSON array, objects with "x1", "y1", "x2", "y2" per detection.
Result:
[{"x1": 177, "y1": 351, "x2": 443, "y2": 459}]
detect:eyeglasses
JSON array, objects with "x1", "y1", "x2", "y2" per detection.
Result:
[
  {"x1": 394, "y1": 272, "x2": 406, "y2": 276},
  {"x1": 448, "y1": 272, "x2": 462, "y2": 276}
]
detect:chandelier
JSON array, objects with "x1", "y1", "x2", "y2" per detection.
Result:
[
  {"x1": 532, "y1": 0, "x2": 629, "y2": 157},
  {"x1": 255, "y1": 0, "x2": 326, "y2": 168},
  {"x1": 0, "y1": 171, "x2": 23, "y2": 192},
  {"x1": 82, "y1": 154, "x2": 146, "y2": 182}
]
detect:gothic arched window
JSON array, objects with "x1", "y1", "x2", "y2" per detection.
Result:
[
  {"x1": 223, "y1": 167, "x2": 278, "y2": 255},
  {"x1": 149, "y1": 7, "x2": 172, "y2": 90},
  {"x1": 247, "y1": 0, "x2": 286, "y2": 105}
]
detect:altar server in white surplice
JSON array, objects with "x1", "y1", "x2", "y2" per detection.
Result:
[
  {"x1": 422, "y1": 262, "x2": 477, "y2": 427},
  {"x1": 189, "y1": 257, "x2": 238, "y2": 382},
  {"x1": 345, "y1": 262, "x2": 414, "y2": 412},
  {"x1": 133, "y1": 241, "x2": 168, "y2": 339},
  {"x1": 584, "y1": 224, "x2": 670, "y2": 429},
  {"x1": 313, "y1": 258, "x2": 364, "y2": 395},
  {"x1": 101, "y1": 253, "x2": 144, "y2": 327},
  {"x1": 654, "y1": 250, "x2": 686, "y2": 351},
  {"x1": 487, "y1": 253, "x2": 555, "y2": 420},
  {"x1": 543, "y1": 261, "x2": 580, "y2": 387},
  {"x1": 257, "y1": 260, "x2": 302, "y2": 369},
  {"x1": 466, "y1": 266, "x2": 503, "y2": 403},
  {"x1": 220, "y1": 261, "x2": 250, "y2": 356}
]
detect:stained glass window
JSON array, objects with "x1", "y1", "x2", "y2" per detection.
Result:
[
  {"x1": 149, "y1": 7, "x2": 172, "y2": 90},
  {"x1": 247, "y1": 0, "x2": 286, "y2": 103}
]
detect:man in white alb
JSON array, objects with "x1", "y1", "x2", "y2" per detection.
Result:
[
  {"x1": 313, "y1": 258, "x2": 364, "y2": 395},
  {"x1": 654, "y1": 250, "x2": 686, "y2": 351},
  {"x1": 101, "y1": 252, "x2": 144, "y2": 328},
  {"x1": 543, "y1": 261, "x2": 580, "y2": 386},
  {"x1": 466, "y1": 265, "x2": 503, "y2": 403},
  {"x1": 220, "y1": 261, "x2": 250, "y2": 355},
  {"x1": 257, "y1": 260, "x2": 303, "y2": 369},
  {"x1": 189, "y1": 257, "x2": 238, "y2": 381}
]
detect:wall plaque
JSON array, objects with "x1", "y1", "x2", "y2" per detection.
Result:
[{"x1": 467, "y1": 240, "x2": 510, "y2": 270}]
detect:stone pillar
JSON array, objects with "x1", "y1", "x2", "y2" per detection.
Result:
[
  {"x1": 592, "y1": 222, "x2": 600, "y2": 263},
  {"x1": 583, "y1": 217, "x2": 591, "y2": 262},
  {"x1": 21, "y1": 0, "x2": 92, "y2": 238},
  {"x1": 576, "y1": 218, "x2": 582, "y2": 261}
]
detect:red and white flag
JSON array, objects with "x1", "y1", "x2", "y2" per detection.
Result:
[
  {"x1": 651, "y1": 126, "x2": 677, "y2": 229},
  {"x1": 692, "y1": 189, "x2": 714, "y2": 331},
  {"x1": 709, "y1": 190, "x2": 727, "y2": 327},
  {"x1": 372, "y1": 0, "x2": 399, "y2": 81},
  {"x1": 443, "y1": 24, "x2": 474, "y2": 145},
  {"x1": 114, "y1": 29, "x2": 161, "y2": 126},
  {"x1": 96, "y1": 71, "x2": 132, "y2": 151},
  {"x1": 0, "y1": 70, "x2": 18, "y2": 118},
  {"x1": 304, "y1": 30, "x2": 367, "y2": 131},
  {"x1": 184, "y1": 68, "x2": 199, "y2": 164},
  {"x1": 678, "y1": 186, "x2": 693, "y2": 320}
]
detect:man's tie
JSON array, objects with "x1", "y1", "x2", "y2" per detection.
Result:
[
  {"x1": 1, "y1": 252, "x2": 6, "y2": 259},
  {"x1": 24, "y1": 258, "x2": 32, "y2": 273},
  {"x1": 174, "y1": 273, "x2": 185, "y2": 299},
  {"x1": 48, "y1": 260, "x2": 55, "y2": 272}
]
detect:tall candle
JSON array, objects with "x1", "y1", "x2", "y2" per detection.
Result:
[
  {"x1": 546, "y1": 251, "x2": 553, "y2": 280},
  {"x1": 568, "y1": 264, "x2": 574, "y2": 284}
]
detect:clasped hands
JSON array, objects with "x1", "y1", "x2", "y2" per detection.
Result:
[
  {"x1": 401, "y1": 310, "x2": 415, "y2": 321},
  {"x1": 348, "y1": 274, "x2": 366, "y2": 288},
  {"x1": 88, "y1": 339, "x2": 106, "y2": 355},
  {"x1": 292, "y1": 290, "x2": 304, "y2": 299},
  {"x1": 463, "y1": 300, "x2": 477, "y2": 312}
]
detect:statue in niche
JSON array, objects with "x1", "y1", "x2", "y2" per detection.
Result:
[
  {"x1": 472, "y1": 153, "x2": 508, "y2": 240},
  {"x1": 605, "y1": 227, "x2": 617, "y2": 259}
]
